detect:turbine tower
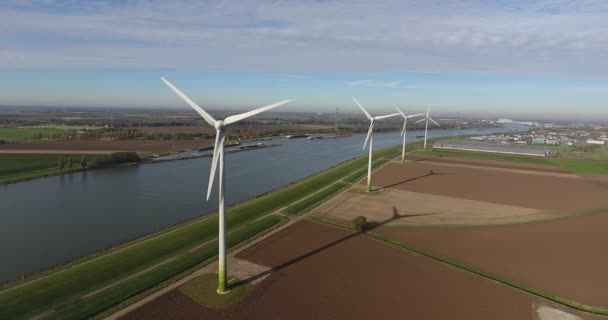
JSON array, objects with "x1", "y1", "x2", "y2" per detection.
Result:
[
  {"x1": 161, "y1": 77, "x2": 291, "y2": 294},
  {"x1": 393, "y1": 105, "x2": 424, "y2": 163},
  {"x1": 353, "y1": 97, "x2": 400, "y2": 192},
  {"x1": 415, "y1": 106, "x2": 440, "y2": 151}
]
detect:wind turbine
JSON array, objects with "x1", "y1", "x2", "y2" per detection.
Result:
[
  {"x1": 353, "y1": 97, "x2": 400, "y2": 192},
  {"x1": 415, "y1": 106, "x2": 440, "y2": 151},
  {"x1": 393, "y1": 105, "x2": 424, "y2": 163},
  {"x1": 161, "y1": 77, "x2": 291, "y2": 294}
]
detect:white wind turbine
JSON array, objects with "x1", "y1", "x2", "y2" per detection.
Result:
[
  {"x1": 415, "y1": 106, "x2": 440, "y2": 151},
  {"x1": 353, "y1": 97, "x2": 400, "y2": 192},
  {"x1": 393, "y1": 105, "x2": 424, "y2": 163},
  {"x1": 161, "y1": 77, "x2": 291, "y2": 294}
]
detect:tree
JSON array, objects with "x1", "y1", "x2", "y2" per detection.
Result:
[
  {"x1": 58, "y1": 158, "x2": 65, "y2": 172},
  {"x1": 67, "y1": 157, "x2": 73, "y2": 171},
  {"x1": 352, "y1": 216, "x2": 368, "y2": 233}
]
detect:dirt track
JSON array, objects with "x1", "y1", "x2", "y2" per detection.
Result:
[
  {"x1": 0, "y1": 140, "x2": 210, "y2": 154},
  {"x1": 370, "y1": 161, "x2": 608, "y2": 213},
  {"x1": 121, "y1": 221, "x2": 600, "y2": 320}
]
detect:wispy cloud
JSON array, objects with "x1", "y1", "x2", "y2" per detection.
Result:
[{"x1": 1, "y1": 1, "x2": 608, "y2": 77}]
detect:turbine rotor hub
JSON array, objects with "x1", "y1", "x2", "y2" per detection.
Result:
[{"x1": 215, "y1": 120, "x2": 225, "y2": 130}]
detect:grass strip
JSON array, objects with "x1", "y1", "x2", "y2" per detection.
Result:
[
  {"x1": 366, "y1": 232, "x2": 608, "y2": 316},
  {"x1": 0, "y1": 154, "x2": 103, "y2": 184},
  {"x1": 46, "y1": 216, "x2": 285, "y2": 320},
  {"x1": 283, "y1": 182, "x2": 348, "y2": 215},
  {"x1": 178, "y1": 273, "x2": 255, "y2": 310}
]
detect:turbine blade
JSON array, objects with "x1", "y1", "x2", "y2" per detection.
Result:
[
  {"x1": 353, "y1": 97, "x2": 373, "y2": 120},
  {"x1": 206, "y1": 132, "x2": 224, "y2": 201},
  {"x1": 406, "y1": 112, "x2": 425, "y2": 119},
  {"x1": 363, "y1": 121, "x2": 374, "y2": 150},
  {"x1": 393, "y1": 105, "x2": 405, "y2": 118},
  {"x1": 429, "y1": 117, "x2": 440, "y2": 126},
  {"x1": 415, "y1": 118, "x2": 426, "y2": 124},
  {"x1": 224, "y1": 99, "x2": 291, "y2": 125},
  {"x1": 401, "y1": 121, "x2": 406, "y2": 136},
  {"x1": 374, "y1": 113, "x2": 400, "y2": 120},
  {"x1": 160, "y1": 77, "x2": 216, "y2": 127}
]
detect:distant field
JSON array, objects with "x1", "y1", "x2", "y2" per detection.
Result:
[
  {"x1": 129, "y1": 126, "x2": 215, "y2": 134},
  {"x1": 28, "y1": 125, "x2": 102, "y2": 131},
  {"x1": 0, "y1": 140, "x2": 212, "y2": 154},
  {"x1": 0, "y1": 127, "x2": 63, "y2": 142},
  {"x1": 415, "y1": 149, "x2": 608, "y2": 175},
  {"x1": 0, "y1": 153, "x2": 102, "y2": 184}
]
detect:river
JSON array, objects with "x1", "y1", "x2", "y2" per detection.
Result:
[{"x1": 0, "y1": 126, "x2": 523, "y2": 283}]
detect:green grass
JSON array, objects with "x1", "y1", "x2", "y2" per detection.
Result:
[
  {"x1": 550, "y1": 159, "x2": 608, "y2": 175},
  {"x1": 0, "y1": 127, "x2": 63, "y2": 141},
  {"x1": 0, "y1": 145, "x2": 402, "y2": 319},
  {"x1": 551, "y1": 145, "x2": 608, "y2": 161},
  {"x1": 46, "y1": 216, "x2": 283, "y2": 320},
  {"x1": 178, "y1": 274, "x2": 255, "y2": 310},
  {"x1": 283, "y1": 182, "x2": 348, "y2": 215},
  {"x1": 0, "y1": 154, "x2": 102, "y2": 184}
]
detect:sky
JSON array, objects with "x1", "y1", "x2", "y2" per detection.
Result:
[{"x1": 0, "y1": 0, "x2": 607, "y2": 120}]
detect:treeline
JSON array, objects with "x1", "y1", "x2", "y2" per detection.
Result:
[
  {"x1": 78, "y1": 128, "x2": 209, "y2": 141},
  {"x1": 27, "y1": 128, "x2": 210, "y2": 141},
  {"x1": 88, "y1": 152, "x2": 141, "y2": 168},
  {"x1": 56, "y1": 152, "x2": 141, "y2": 172}
]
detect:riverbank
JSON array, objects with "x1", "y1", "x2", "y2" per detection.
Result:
[
  {"x1": 0, "y1": 142, "x2": 279, "y2": 185},
  {"x1": 0, "y1": 142, "x2": 406, "y2": 319}
]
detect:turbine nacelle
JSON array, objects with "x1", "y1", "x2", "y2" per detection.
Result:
[
  {"x1": 352, "y1": 97, "x2": 399, "y2": 150},
  {"x1": 161, "y1": 76, "x2": 291, "y2": 201},
  {"x1": 214, "y1": 120, "x2": 225, "y2": 131}
]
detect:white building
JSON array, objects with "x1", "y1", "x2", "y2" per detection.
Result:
[{"x1": 587, "y1": 139, "x2": 606, "y2": 145}]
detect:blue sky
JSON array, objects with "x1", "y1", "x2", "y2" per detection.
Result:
[{"x1": 0, "y1": 1, "x2": 607, "y2": 120}]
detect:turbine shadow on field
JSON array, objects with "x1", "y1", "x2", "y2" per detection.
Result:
[
  {"x1": 230, "y1": 211, "x2": 408, "y2": 290},
  {"x1": 373, "y1": 171, "x2": 452, "y2": 191},
  {"x1": 366, "y1": 206, "x2": 443, "y2": 228},
  {"x1": 408, "y1": 155, "x2": 442, "y2": 163}
]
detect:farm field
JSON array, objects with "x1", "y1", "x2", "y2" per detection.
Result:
[
  {"x1": 414, "y1": 149, "x2": 608, "y2": 175},
  {"x1": 127, "y1": 126, "x2": 215, "y2": 134},
  {"x1": 0, "y1": 140, "x2": 211, "y2": 154},
  {"x1": 376, "y1": 211, "x2": 608, "y2": 310},
  {"x1": 369, "y1": 159, "x2": 608, "y2": 214},
  {"x1": 0, "y1": 127, "x2": 63, "y2": 142},
  {"x1": 121, "y1": 221, "x2": 600, "y2": 320}
]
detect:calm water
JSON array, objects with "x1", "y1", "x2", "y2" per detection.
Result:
[{"x1": 0, "y1": 126, "x2": 522, "y2": 282}]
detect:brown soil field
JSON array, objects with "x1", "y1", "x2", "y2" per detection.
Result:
[
  {"x1": 0, "y1": 140, "x2": 211, "y2": 154},
  {"x1": 121, "y1": 221, "x2": 600, "y2": 320},
  {"x1": 377, "y1": 211, "x2": 608, "y2": 309},
  {"x1": 128, "y1": 126, "x2": 215, "y2": 134},
  {"x1": 408, "y1": 154, "x2": 569, "y2": 173},
  {"x1": 369, "y1": 161, "x2": 608, "y2": 214},
  {"x1": 311, "y1": 188, "x2": 556, "y2": 226}
]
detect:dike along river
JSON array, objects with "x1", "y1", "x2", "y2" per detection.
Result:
[{"x1": 0, "y1": 127, "x2": 522, "y2": 283}]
